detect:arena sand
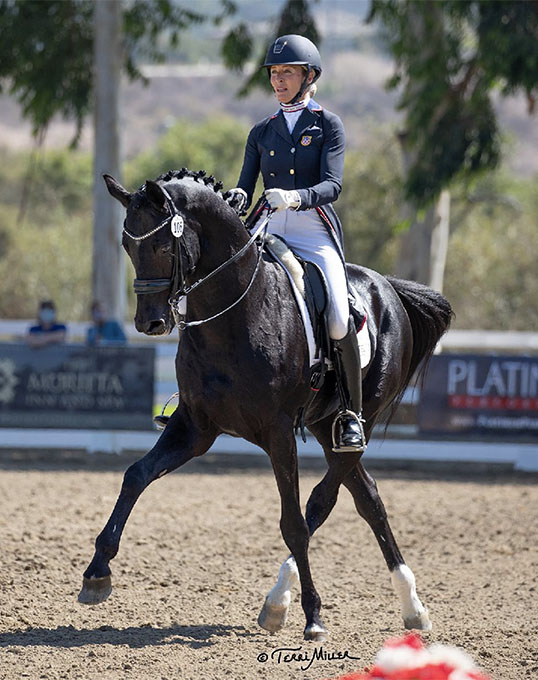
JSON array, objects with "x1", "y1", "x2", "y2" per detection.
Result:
[{"x1": 0, "y1": 454, "x2": 537, "y2": 680}]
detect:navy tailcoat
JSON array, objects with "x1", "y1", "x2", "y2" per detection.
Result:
[{"x1": 237, "y1": 99, "x2": 346, "y2": 256}]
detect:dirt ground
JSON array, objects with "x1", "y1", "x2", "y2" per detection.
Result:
[{"x1": 0, "y1": 452, "x2": 537, "y2": 680}]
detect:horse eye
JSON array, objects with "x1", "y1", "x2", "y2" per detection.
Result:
[{"x1": 160, "y1": 244, "x2": 172, "y2": 255}]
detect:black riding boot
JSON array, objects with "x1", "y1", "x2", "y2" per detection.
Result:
[{"x1": 332, "y1": 317, "x2": 366, "y2": 453}]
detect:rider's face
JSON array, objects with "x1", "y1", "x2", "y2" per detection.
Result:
[{"x1": 270, "y1": 64, "x2": 309, "y2": 103}]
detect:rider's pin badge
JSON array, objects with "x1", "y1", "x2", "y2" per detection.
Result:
[{"x1": 171, "y1": 215, "x2": 184, "y2": 237}]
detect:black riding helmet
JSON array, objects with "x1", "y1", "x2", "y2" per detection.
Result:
[{"x1": 264, "y1": 34, "x2": 322, "y2": 104}]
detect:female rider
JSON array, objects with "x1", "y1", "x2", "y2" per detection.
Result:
[{"x1": 228, "y1": 34, "x2": 365, "y2": 453}]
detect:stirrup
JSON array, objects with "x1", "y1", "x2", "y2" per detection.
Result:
[
  {"x1": 153, "y1": 391, "x2": 179, "y2": 430},
  {"x1": 331, "y1": 409, "x2": 366, "y2": 453}
]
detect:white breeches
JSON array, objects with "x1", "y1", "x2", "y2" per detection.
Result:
[{"x1": 265, "y1": 208, "x2": 349, "y2": 340}]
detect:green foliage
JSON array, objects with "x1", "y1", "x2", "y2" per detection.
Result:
[
  {"x1": 0, "y1": 0, "x2": 236, "y2": 144},
  {"x1": 338, "y1": 135, "x2": 403, "y2": 275},
  {"x1": 0, "y1": 119, "x2": 537, "y2": 331},
  {"x1": 0, "y1": 0, "x2": 94, "y2": 142},
  {"x1": 124, "y1": 116, "x2": 250, "y2": 190},
  {"x1": 444, "y1": 172, "x2": 538, "y2": 330},
  {"x1": 0, "y1": 147, "x2": 93, "y2": 320},
  {"x1": 368, "y1": 0, "x2": 538, "y2": 204}
]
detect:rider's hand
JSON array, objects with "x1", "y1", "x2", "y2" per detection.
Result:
[
  {"x1": 224, "y1": 187, "x2": 248, "y2": 215},
  {"x1": 265, "y1": 188, "x2": 301, "y2": 212}
]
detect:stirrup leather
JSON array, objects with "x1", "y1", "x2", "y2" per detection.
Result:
[{"x1": 331, "y1": 409, "x2": 366, "y2": 453}]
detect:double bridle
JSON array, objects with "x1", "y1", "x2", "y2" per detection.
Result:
[{"x1": 122, "y1": 186, "x2": 272, "y2": 330}]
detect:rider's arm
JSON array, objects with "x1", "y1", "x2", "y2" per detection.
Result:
[{"x1": 237, "y1": 126, "x2": 261, "y2": 210}]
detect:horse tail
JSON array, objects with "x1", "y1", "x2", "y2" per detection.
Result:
[{"x1": 386, "y1": 275, "x2": 454, "y2": 394}]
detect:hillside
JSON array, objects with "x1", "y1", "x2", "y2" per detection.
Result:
[{"x1": 0, "y1": 50, "x2": 536, "y2": 178}]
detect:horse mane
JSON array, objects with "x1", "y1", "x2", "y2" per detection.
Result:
[{"x1": 154, "y1": 168, "x2": 224, "y2": 194}]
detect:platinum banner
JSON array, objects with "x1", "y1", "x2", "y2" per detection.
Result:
[
  {"x1": 418, "y1": 353, "x2": 538, "y2": 438},
  {"x1": 0, "y1": 343, "x2": 155, "y2": 430}
]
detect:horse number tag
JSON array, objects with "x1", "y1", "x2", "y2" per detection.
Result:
[{"x1": 171, "y1": 215, "x2": 184, "y2": 237}]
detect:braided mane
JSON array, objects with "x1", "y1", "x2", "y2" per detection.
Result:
[{"x1": 155, "y1": 168, "x2": 224, "y2": 193}]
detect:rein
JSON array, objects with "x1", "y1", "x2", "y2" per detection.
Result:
[{"x1": 122, "y1": 187, "x2": 273, "y2": 330}]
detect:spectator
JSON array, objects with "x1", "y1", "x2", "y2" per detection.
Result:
[
  {"x1": 27, "y1": 300, "x2": 67, "y2": 348},
  {"x1": 86, "y1": 301, "x2": 127, "y2": 346}
]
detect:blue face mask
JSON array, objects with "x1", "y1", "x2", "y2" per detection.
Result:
[{"x1": 40, "y1": 309, "x2": 56, "y2": 324}]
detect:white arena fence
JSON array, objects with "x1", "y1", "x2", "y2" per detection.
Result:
[{"x1": 1, "y1": 321, "x2": 537, "y2": 471}]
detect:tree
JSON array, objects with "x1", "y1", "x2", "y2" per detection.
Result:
[
  {"x1": 0, "y1": 0, "x2": 234, "y2": 317},
  {"x1": 368, "y1": 0, "x2": 538, "y2": 288}
]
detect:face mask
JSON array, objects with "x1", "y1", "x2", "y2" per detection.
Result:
[{"x1": 40, "y1": 309, "x2": 56, "y2": 324}]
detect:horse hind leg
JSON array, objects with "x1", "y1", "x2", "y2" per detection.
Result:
[
  {"x1": 258, "y1": 418, "x2": 363, "y2": 634},
  {"x1": 78, "y1": 408, "x2": 217, "y2": 605},
  {"x1": 343, "y1": 463, "x2": 432, "y2": 631}
]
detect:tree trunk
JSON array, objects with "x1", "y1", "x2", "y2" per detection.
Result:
[
  {"x1": 396, "y1": 133, "x2": 450, "y2": 292},
  {"x1": 92, "y1": 0, "x2": 124, "y2": 320}
]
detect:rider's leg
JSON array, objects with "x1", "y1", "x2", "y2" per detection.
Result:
[
  {"x1": 332, "y1": 316, "x2": 366, "y2": 452},
  {"x1": 269, "y1": 210, "x2": 365, "y2": 453}
]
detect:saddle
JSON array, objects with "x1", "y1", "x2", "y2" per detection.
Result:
[{"x1": 262, "y1": 233, "x2": 367, "y2": 362}]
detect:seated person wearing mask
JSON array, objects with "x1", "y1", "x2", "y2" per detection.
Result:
[
  {"x1": 27, "y1": 300, "x2": 67, "y2": 348},
  {"x1": 86, "y1": 301, "x2": 127, "y2": 346}
]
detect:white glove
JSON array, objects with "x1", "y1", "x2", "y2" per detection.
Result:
[
  {"x1": 265, "y1": 188, "x2": 301, "y2": 212},
  {"x1": 225, "y1": 187, "x2": 248, "y2": 215}
]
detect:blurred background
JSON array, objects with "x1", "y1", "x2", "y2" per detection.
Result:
[
  {"x1": 0, "y1": 0, "x2": 537, "y2": 458},
  {"x1": 0, "y1": 0, "x2": 536, "y2": 330}
]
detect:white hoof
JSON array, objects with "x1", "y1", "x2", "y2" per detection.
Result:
[
  {"x1": 404, "y1": 610, "x2": 432, "y2": 631},
  {"x1": 258, "y1": 597, "x2": 289, "y2": 632}
]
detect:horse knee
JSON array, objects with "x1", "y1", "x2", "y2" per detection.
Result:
[{"x1": 122, "y1": 461, "x2": 148, "y2": 498}]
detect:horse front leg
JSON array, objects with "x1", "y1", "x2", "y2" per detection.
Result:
[
  {"x1": 263, "y1": 425, "x2": 327, "y2": 642},
  {"x1": 78, "y1": 406, "x2": 217, "y2": 605}
]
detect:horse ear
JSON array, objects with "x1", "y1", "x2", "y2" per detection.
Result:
[
  {"x1": 145, "y1": 180, "x2": 167, "y2": 211},
  {"x1": 103, "y1": 174, "x2": 131, "y2": 208}
]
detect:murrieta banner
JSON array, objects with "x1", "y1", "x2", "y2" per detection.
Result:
[
  {"x1": 418, "y1": 353, "x2": 538, "y2": 437},
  {"x1": 0, "y1": 343, "x2": 155, "y2": 430}
]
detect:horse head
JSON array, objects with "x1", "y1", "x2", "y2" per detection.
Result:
[{"x1": 104, "y1": 170, "x2": 231, "y2": 336}]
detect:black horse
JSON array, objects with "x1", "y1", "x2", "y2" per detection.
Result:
[{"x1": 79, "y1": 169, "x2": 453, "y2": 641}]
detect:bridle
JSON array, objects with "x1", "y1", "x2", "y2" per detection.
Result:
[{"x1": 122, "y1": 186, "x2": 272, "y2": 330}]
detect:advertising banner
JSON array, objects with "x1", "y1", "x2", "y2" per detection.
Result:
[
  {"x1": 0, "y1": 343, "x2": 155, "y2": 430},
  {"x1": 418, "y1": 353, "x2": 538, "y2": 437}
]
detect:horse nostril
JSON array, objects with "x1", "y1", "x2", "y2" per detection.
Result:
[{"x1": 141, "y1": 319, "x2": 166, "y2": 335}]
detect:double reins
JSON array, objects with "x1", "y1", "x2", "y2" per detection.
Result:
[{"x1": 122, "y1": 186, "x2": 273, "y2": 330}]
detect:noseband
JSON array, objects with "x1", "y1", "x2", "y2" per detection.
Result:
[{"x1": 122, "y1": 186, "x2": 272, "y2": 330}]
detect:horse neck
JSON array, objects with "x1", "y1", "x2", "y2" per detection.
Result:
[{"x1": 184, "y1": 209, "x2": 265, "y2": 335}]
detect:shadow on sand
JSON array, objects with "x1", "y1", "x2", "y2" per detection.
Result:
[{"x1": 0, "y1": 622, "x2": 261, "y2": 650}]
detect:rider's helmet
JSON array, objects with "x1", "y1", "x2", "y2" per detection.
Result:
[{"x1": 263, "y1": 34, "x2": 322, "y2": 84}]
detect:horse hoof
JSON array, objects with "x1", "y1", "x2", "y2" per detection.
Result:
[
  {"x1": 304, "y1": 622, "x2": 329, "y2": 642},
  {"x1": 404, "y1": 610, "x2": 432, "y2": 631},
  {"x1": 258, "y1": 598, "x2": 289, "y2": 633},
  {"x1": 78, "y1": 575, "x2": 112, "y2": 605}
]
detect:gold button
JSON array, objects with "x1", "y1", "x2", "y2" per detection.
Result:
[
  {"x1": 290, "y1": 169, "x2": 295, "y2": 175},
  {"x1": 270, "y1": 150, "x2": 275, "y2": 156}
]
